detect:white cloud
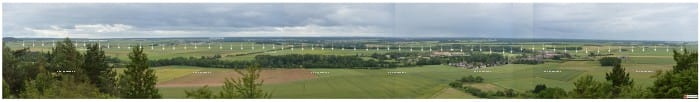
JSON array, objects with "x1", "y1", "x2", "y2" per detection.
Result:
[
  {"x1": 23, "y1": 24, "x2": 133, "y2": 38},
  {"x1": 22, "y1": 24, "x2": 387, "y2": 38},
  {"x1": 73, "y1": 24, "x2": 133, "y2": 33}
]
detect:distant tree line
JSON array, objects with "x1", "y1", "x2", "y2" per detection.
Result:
[
  {"x1": 150, "y1": 54, "x2": 399, "y2": 69},
  {"x1": 416, "y1": 53, "x2": 507, "y2": 66}
]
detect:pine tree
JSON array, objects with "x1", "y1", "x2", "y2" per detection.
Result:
[
  {"x1": 2, "y1": 44, "x2": 22, "y2": 97},
  {"x1": 649, "y1": 50, "x2": 698, "y2": 98},
  {"x1": 571, "y1": 75, "x2": 613, "y2": 98},
  {"x1": 83, "y1": 43, "x2": 117, "y2": 95},
  {"x1": 20, "y1": 58, "x2": 52, "y2": 98},
  {"x1": 3, "y1": 79, "x2": 11, "y2": 98},
  {"x1": 606, "y1": 64, "x2": 633, "y2": 87},
  {"x1": 605, "y1": 64, "x2": 633, "y2": 97},
  {"x1": 118, "y1": 45, "x2": 161, "y2": 98},
  {"x1": 49, "y1": 38, "x2": 86, "y2": 82},
  {"x1": 19, "y1": 57, "x2": 110, "y2": 98}
]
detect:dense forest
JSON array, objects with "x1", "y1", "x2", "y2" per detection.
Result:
[{"x1": 3, "y1": 38, "x2": 158, "y2": 98}]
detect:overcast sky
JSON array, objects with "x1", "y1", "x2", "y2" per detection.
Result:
[{"x1": 2, "y1": 3, "x2": 697, "y2": 41}]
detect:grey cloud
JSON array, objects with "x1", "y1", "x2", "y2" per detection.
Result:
[{"x1": 2, "y1": 3, "x2": 697, "y2": 41}]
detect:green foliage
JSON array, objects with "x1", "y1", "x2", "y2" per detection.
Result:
[
  {"x1": 4, "y1": 38, "x2": 117, "y2": 98},
  {"x1": 598, "y1": 57, "x2": 621, "y2": 66},
  {"x1": 443, "y1": 53, "x2": 507, "y2": 64},
  {"x1": 458, "y1": 75, "x2": 484, "y2": 83},
  {"x1": 2, "y1": 45, "x2": 45, "y2": 97},
  {"x1": 2, "y1": 45, "x2": 26, "y2": 97},
  {"x1": 491, "y1": 89, "x2": 520, "y2": 98},
  {"x1": 448, "y1": 76, "x2": 498, "y2": 98},
  {"x1": 184, "y1": 86, "x2": 214, "y2": 99},
  {"x1": 19, "y1": 59, "x2": 112, "y2": 99},
  {"x1": 461, "y1": 86, "x2": 488, "y2": 98},
  {"x1": 532, "y1": 84, "x2": 547, "y2": 94},
  {"x1": 3, "y1": 79, "x2": 11, "y2": 98},
  {"x1": 605, "y1": 64, "x2": 633, "y2": 96},
  {"x1": 151, "y1": 54, "x2": 398, "y2": 68},
  {"x1": 649, "y1": 50, "x2": 698, "y2": 98},
  {"x1": 605, "y1": 64, "x2": 633, "y2": 87},
  {"x1": 218, "y1": 64, "x2": 271, "y2": 98},
  {"x1": 415, "y1": 57, "x2": 441, "y2": 65},
  {"x1": 83, "y1": 43, "x2": 118, "y2": 95},
  {"x1": 255, "y1": 54, "x2": 397, "y2": 68},
  {"x1": 49, "y1": 38, "x2": 87, "y2": 81},
  {"x1": 19, "y1": 58, "x2": 52, "y2": 98},
  {"x1": 499, "y1": 89, "x2": 518, "y2": 97},
  {"x1": 535, "y1": 87, "x2": 568, "y2": 98},
  {"x1": 671, "y1": 50, "x2": 698, "y2": 72},
  {"x1": 21, "y1": 75, "x2": 112, "y2": 98},
  {"x1": 570, "y1": 75, "x2": 613, "y2": 98},
  {"x1": 618, "y1": 86, "x2": 652, "y2": 98},
  {"x1": 448, "y1": 81, "x2": 463, "y2": 88},
  {"x1": 370, "y1": 52, "x2": 425, "y2": 60},
  {"x1": 118, "y1": 45, "x2": 161, "y2": 98}
]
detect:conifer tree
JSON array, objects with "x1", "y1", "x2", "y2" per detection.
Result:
[{"x1": 118, "y1": 45, "x2": 161, "y2": 98}]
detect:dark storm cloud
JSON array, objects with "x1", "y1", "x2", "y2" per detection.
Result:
[{"x1": 2, "y1": 3, "x2": 697, "y2": 41}]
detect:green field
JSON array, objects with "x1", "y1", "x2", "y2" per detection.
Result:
[{"x1": 154, "y1": 60, "x2": 671, "y2": 98}]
